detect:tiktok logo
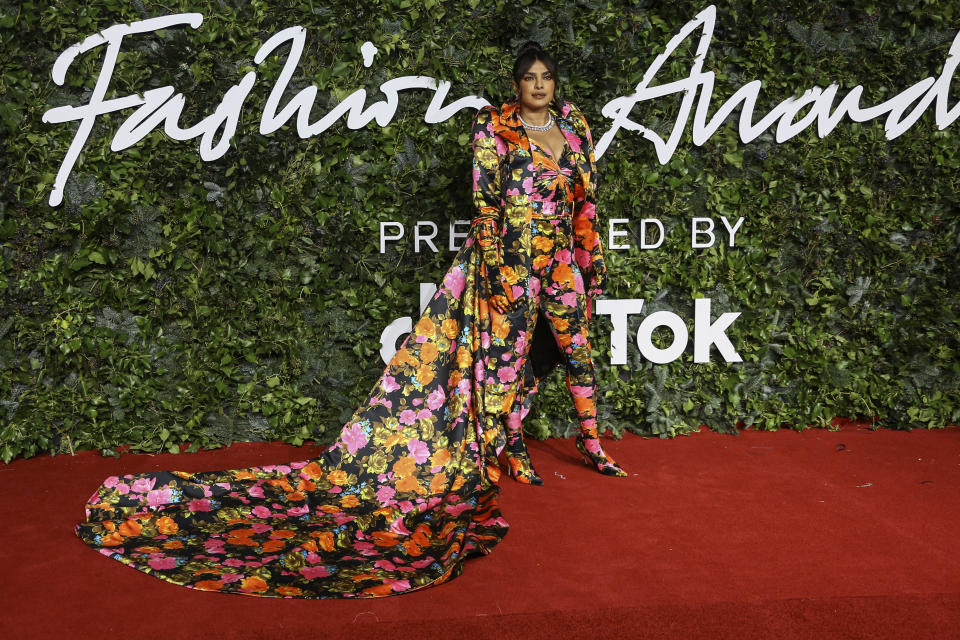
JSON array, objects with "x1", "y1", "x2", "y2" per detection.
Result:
[{"x1": 379, "y1": 287, "x2": 742, "y2": 365}]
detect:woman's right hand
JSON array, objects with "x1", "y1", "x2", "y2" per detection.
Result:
[{"x1": 483, "y1": 265, "x2": 518, "y2": 314}]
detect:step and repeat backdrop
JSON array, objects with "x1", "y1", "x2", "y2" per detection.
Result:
[{"x1": 1, "y1": 0, "x2": 957, "y2": 461}]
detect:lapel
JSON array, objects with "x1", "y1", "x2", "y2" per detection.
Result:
[{"x1": 496, "y1": 101, "x2": 531, "y2": 155}]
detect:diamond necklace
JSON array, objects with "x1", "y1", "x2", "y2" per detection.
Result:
[{"x1": 519, "y1": 111, "x2": 554, "y2": 132}]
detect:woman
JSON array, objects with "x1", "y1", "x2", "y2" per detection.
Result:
[
  {"x1": 473, "y1": 41, "x2": 626, "y2": 485},
  {"x1": 74, "y1": 42, "x2": 623, "y2": 599}
]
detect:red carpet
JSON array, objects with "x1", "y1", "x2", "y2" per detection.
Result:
[{"x1": 2, "y1": 424, "x2": 958, "y2": 639}]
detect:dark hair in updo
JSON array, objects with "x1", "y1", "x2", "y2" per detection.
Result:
[{"x1": 512, "y1": 41, "x2": 562, "y2": 107}]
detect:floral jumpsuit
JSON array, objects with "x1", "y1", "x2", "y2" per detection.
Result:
[{"x1": 470, "y1": 101, "x2": 612, "y2": 476}]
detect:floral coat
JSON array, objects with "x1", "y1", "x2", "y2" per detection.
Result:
[{"x1": 73, "y1": 101, "x2": 606, "y2": 600}]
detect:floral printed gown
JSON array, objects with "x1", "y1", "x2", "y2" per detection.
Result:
[{"x1": 76, "y1": 99, "x2": 607, "y2": 598}]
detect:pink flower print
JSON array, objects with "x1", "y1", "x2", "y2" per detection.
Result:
[
  {"x1": 381, "y1": 375, "x2": 400, "y2": 393},
  {"x1": 131, "y1": 477, "x2": 156, "y2": 493},
  {"x1": 251, "y1": 523, "x2": 272, "y2": 534},
  {"x1": 416, "y1": 409, "x2": 432, "y2": 422},
  {"x1": 415, "y1": 333, "x2": 428, "y2": 343},
  {"x1": 573, "y1": 248, "x2": 591, "y2": 269},
  {"x1": 146, "y1": 487, "x2": 173, "y2": 507},
  {"x1": 300, "y1": 566, "x2": 331, "y2": 579},
  {"x1": 342, "y1": 423, "x2": 368, "y2": 455},
  {"x1": 399, "y1": 409, "x2": 417, "y2": 426},
  {"x1": 389, "y1": 579, "x2": 412, "y2": 592},
  {"x1": 457, "y1": 379, "x2": 470, "y2": 396},
  {"x1": 412, "y1": 397, "x2": 422, "y2": 406},
  {"x1": 443, "y1": 267, "x2": 466, "y2": 299},
  {"x1": 188, "y1": 499, "x2": 212, "y2": 512},
  {"x1": 555, "y1": 248, "x2": 571, "y2": 264},
  {"x1": 223, "y1": 558, "x2": 245, "y2": 567},
  {"x1": 506, "y1": 412, "x2": 522, "y2": 430},
  {"x1": 408, "y1": 439, "x2": 429, "y2": 464},
  {"x1": 410, "y1": 558, "x2": 436, "y2": 569},
  {"x1": 375, "y1": 559, "x2": 397, "y2": 572},
  {"x1": 506, "y1": 187, "x2": 520, "y2": 196},
  {"x1": 287, "y1": 505, "x2": 309, "y2": 516},
  {"x1": 445, "y1": 502, "x2": 470, "y2": 516},
  {"x1": 497, "y1": 367, "x2": 517, "y2": 383},
  {"x1": 247, "y1": 485, "x2": 264, "y2": 498},
  {"x1": 398, "y1": 500, "x2": 415, "y2": 513},
  {"x1": 580, "y1": 201, "x2": 596, "y2": 219},
  {"x1": 376, "y1": 486, "x2": 395, "y2": 505},
  {"x1": 251, "y1": 505, "x2": 271, "y2": 519},
  {"x1": 522, "y1": 176, "x2": 534, "y2": 193},
  {"x1": 480, "y1": 331, "x2": 491, "y2": 349},
  {"x1": 472, "y1": 166, "x2": 480, "y2": 188},
  {"x1": 426, "y1": 387, "x2": 445, "y2": 411},
  {"x1": 569, "y1": 385, "x2": 593, "y2": 398},
  {"x1": 572, "y1": 333, "x2": 587, "y2": 346},
  {"x1": 566, "y1": 133, "x2": 582, "y2": 153},
  {"x1": 103, "y1": 476, "x2": 119, "y2": 489},
  {"x1": 390, "y1": 518, "x2": 412, "y2": 535},
  {"x1": 116, "y1": 483, "x2": 130, "y2": 495},
  {"x1": 495, "y1": 136, "x2": 507, "y2": 155},
  {"x1": 583, "y1": 437, "x2": 602, "y2": 454},
  {"x1": 148, "y1": 557, "x2": 177, "y2": 570},
  {"x1": 512, "y1": 285, "x2": 524, "y2": 299},
  {"x1": 220, "y1": 573, "x2": 243, "y2": 583},
  {"x1": 204, "y1": 539, "x2": 225, "y2": 554},
  {"x1": 560, "y1": 292, "x2": 578, "y2": 307}
]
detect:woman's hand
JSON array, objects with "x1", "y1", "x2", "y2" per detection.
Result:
[{"x1": 483, "y1": 265, "x2": 520, "y2": 314}]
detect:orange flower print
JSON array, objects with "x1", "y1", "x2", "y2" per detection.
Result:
[
  {"x1": 240, "y1": 577, "x2": 269, "y2": 593},
  {"x1": 442, "y1": 318, "x2": 459, "y2": 339},
  {"x1": 156, "y1": 517, "x2": 179, "y2": 535},
  {"x1": 414, "y1": 316, "x2": 435, "y2": 338},
  {"x1": 429, "y1": 472, "x2": 448, "y2": 494},
  {"x1": 314, "y1": 531, "x2": 335, "y2": 552},
  {"x1": 416, "y1": 365, "x2": 436, "y2": 386},
  {"x1": 118, "y1": 519, "x2": 142, "y2": 537},
  {"x1": 372, "y1": 531, "x2": 400, "y2": 547},
  {"x1": 276, "y1": 586, "x2": 303, "y2": 597},
  {"x1": 327, "y1": 470, "x2": 349, "y2": 485},
  {"x1": 392, "y1": 456, "x2": 417, "y2": 477},
  {"x1": 262, "y1": 539, "x2": 286, "y2": 552},
  {"x1": 551, "y1": 262, "x2": 574, "y2": 288},
  {"x1": 100, "y1": 532, "x2": 125, "y2": 547},
  {"x1": 340, "y1": 494, "x2": 360, "y2": 508},
  {"x1": 301, "y1": 461, "x2": 324, "y2": 479},
  {"x1": 193, "y1": 580, "x2": 224, "y2": 592},
  {"x1": 419, "y1": 342, "x2": 438, "y2": 363},
  {"x1": 532, "y1": 235, "x2": 554, "y2": 251},
  {"x1": 430, "y1": 448, "x2": 451, "y2": 468},
  {"x1": 395, "y1": 475, "x2": 423, "y2": 494}
]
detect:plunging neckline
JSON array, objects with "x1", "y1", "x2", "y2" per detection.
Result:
[{"x1": 528, "y1": 136, "x2": 568, "y2": 165}]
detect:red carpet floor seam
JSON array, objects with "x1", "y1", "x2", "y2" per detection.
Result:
[{"x1": 1, "y1": 423, "x2": 958, "y2": 639}]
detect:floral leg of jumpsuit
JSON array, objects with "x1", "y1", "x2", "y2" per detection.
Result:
[{"x1": 496, "y1": 139, "x2": 625, "y2": 482}]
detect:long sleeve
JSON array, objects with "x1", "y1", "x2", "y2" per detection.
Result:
[
  {"x1": 470, "y1": 107, "x2": 518, "y2": 307},
  {"x1": 569, "y1": 105, "x2": 607, "y2": 295}
]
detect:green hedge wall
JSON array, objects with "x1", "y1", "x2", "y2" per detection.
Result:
[{"x1": 1, "y1": 0, "x2": 958, "y2": 463}]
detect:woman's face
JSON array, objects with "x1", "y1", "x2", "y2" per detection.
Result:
[{"x1": 514, "y1": 59, "x2": 555, "y2": 111}]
